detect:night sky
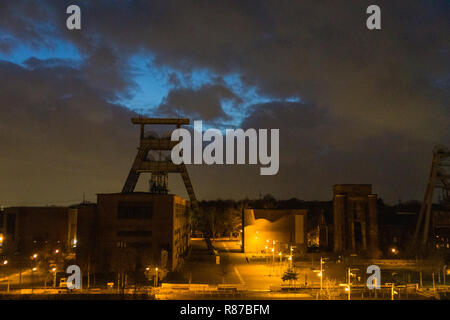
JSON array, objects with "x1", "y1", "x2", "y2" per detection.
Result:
[{"x1": 0, "y1": 1, "x2": 448, "y2": 206}]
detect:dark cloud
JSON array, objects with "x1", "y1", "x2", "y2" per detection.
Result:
[
  {"x1": 0, "y1": 59, "x2": 140, "y2": 205},
  {"x1": 239, "y1": 101, "x2": 443, "y2": 201},
  {"x1": 157, "y1": 84, "x2": 241, "y2": 121},
  {"x1": 0, "y1": 1, "x2": 57, "y2": 48}
]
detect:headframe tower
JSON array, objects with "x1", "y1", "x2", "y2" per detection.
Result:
[
  {"x1": 122, "y1": 118, "x2": 198, "y2": 210},
  {"x1": 411, "y1": 145, "x2": 450, "y2": 253}
]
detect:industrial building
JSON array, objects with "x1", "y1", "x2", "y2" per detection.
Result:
[
  {"x1": 332, "y1": 184, "x2": 380, "y2": 258},
  {"x1": 94, "y1": 193, "x2": 190, "y2": 273},
  {"x1": 0, "y1": 206, "x2": 77, "y2": 257},
  {"x1": 0, "y1": 118, "x2": 197, "y2": 286},
  {"x1": 243, "y1": 209, "x2": 307, "y2": 256}
]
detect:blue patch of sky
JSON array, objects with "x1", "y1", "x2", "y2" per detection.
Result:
[
  {"x1": 120, "y1": 62, "x2": 303, "y2": 131},
  {"x1": 0, "y1": 32, "x2": 81, "y2": 66},
  {"x1": 115, "y1": 55, "x2": 223, "y2": 114},
  {"x1": 0, "y1": 35, "x2": 302, "y2": 129},
  {"x1": 114, "y1": 53, "x2": 171, "y2": 114}
]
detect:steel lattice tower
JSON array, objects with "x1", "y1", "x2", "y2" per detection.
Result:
[
  {"x1": 411, "y1": 145, "x2": 450, "y2": 252},
  {"x1": 122, "y1": 118, "x2": 199, "y2": 210}
]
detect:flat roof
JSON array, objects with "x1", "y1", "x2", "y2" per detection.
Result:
[{"x1": 96, "y1": 192, "x2": 187, "y2": 201}]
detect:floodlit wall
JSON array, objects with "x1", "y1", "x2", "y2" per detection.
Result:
[{"x1": 243, "y1": 209, "x2": 307, "y2": 256}]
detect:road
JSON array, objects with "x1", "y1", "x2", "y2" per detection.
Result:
[{"x1": 178, "y1": 239, "x2": 318, "y2": 291}]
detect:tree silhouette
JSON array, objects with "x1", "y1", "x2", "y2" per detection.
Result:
[{"x1": 282, "y1": 268, "x2": 298, "y2": 285}]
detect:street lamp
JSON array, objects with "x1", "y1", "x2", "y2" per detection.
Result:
[
  {"x1": 344, "y1": 268, "x2": 359, "y2": 300},
  {"x1": 0, "y1": 260, "x2": 9, "y2": 292},
  {"x1": 51, "y1": 268, "x2": 57, "y2": 288},
  {"x1": 319, "y1": 257, "x2": 329, "y2": 291},
  {"x1": 154, "y1": 267, "x2": 159, "y2": 287},
  {"x1": 271, "y1": 247, "x2": 275, "y2": 263},
  {"x1": 289, "y1": 245, "x2": 295, "y2": 268},
  {"x1": 338, "y1": 284, "x2": 351, "y2": 300},
  {"x1": 31, "y1": 267, "x2": 37, "y2": 294}
]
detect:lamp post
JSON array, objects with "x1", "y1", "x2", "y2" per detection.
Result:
[
  {"x1": 289, "y1": 245, "x2": 293, "y2": 268},
  {"x1": 52, "y1": 268, "x2": 57, "y2": 288},
  {"x1": 264, "y1": 244, "x2": 269, "y2": 264},
  {"x1": 30, "y1": 253, "x2": 39, "y2": 294},
  {"x1": 278, "y1": 252, "x2": 282, "y2": 276},
  {"x1": 272, "y1": 240, "x2": 275, "y2": 263},
  {"x1": 320, "y1": 258, "x2": 323, "y2": 291},
  {"x1": 319, "y1": 257, "x2": 329, "y2": 291},
  {"x1": 154, "y1": 267, "x2": 159, "y2": 287},
  {"x1": 345, "y1": 284, "x2": 350, "y2": 300},
  {"x1": 31, "y1": 267, "x2": 37, "y2": 294},
  {"x1": 339, "y1": 283, "x2": 351, "y2": 300},
  {"x1": 345, "y1": 268, "x2": 359, "y2": 300},
  {"x1": 348, "y1": 268, "x2": 351, "y2": 300},
  {"x1": 1, "y1": 260, "x2": 8, "y2": 292},
  {"x1": 271, "y1": 244, "x2": 275, "y2": 274}
]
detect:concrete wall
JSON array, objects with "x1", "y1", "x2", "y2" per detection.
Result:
[
  {"x1": 243, "y1": 209, "x2": 307, "y2": 256},
  {"x1": 332, "y1": 184, "x2": 380, "y2": 258}
]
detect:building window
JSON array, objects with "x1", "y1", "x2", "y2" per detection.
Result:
[
  {"x1": 176, "y1": 203, "x2": 187, "y2": 217},
  {"x1": 117, "y1": 202, "x2": 153, "y2": 220},
  {"x1": 117, "y1": 230, "x2": 152, "y2": 237},
  {"x1": 117, "y1": 241, "x2": 127, "y2": 248}
]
